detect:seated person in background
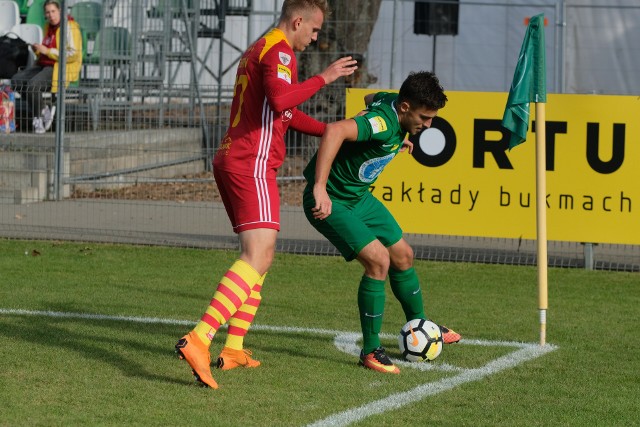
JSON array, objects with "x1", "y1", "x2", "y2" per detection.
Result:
[{"x1": 11, "y1": 0, "x2": 82, "y2": 134}]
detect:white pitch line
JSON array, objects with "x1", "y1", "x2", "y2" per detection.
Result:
[
  {"x1": 333, "y1": 332, "x2": 464, "y2": 373},
  {"x1": 307, "y1": 339, "x2": 557, "y2": 427},
  {"x1": 0, "y1": 308, "x2": 558, "y2": 427},
  {"x1": 0, "y1": 308, "x2": 349, "y2": 335},
  {"x1": 0, "y1": 307, "x2": 197, "y2": 326}
]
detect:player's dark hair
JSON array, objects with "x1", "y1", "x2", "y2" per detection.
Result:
[
  {"x1": 280, "y1": 0, "x2": 331, "y2": 21},
  {"x1": 398, "y1": 71, "x2": 447, "y2": 110}
]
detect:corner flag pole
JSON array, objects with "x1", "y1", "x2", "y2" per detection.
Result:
[
  {"x1": 501, "y1": 14, "x2": 548, "y2": 346},
  {"x1": 535, "y1": 102, "x2": 548, "y2": 346}
]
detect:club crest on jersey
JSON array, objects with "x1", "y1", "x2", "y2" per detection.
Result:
[
  {"x1": 277, "y1": 64, "x2": 292, "y2": 83},
  {"x1": 358, "y1": 153, "x2": 396, "y2": 183},
  {"x1": 279, "y1": 52, "x2": 291, "y2": 65},
  {"x1": 282, "y1": 109, "x2": 293, "y2": 122},
  {"x1": 368, "y1": 116, "x2": 388, "y2": 134}
]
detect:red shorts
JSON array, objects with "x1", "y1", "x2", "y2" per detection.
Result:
[{"x1": 213, "y1": 167, "x2": 280, "y2": 233}]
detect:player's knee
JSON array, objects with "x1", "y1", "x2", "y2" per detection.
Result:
[
  {"x1": 240, "y1": 250, "x2": 273, "y2": 276},
  {"x1": 392, "y1": 251, "x2": 414, "y2": 271},
  {"x1": 388, "y1": 242, "x2": 413, "y2": 269},
  {"x1": 362, "y1": 253, "x2": 390, "y2": 279},
  {"x1": 363, "y1": 264, "x2": 388, "y2": 280},
  {"x1": 376, "y1": 256, "x2": 391, "y2": 278}
]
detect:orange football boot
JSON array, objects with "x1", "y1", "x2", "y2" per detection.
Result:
[
  {"x1": 439, "y1": 325, "x2": 461, "y2": 344},
  {"x1": 359, "y1": 347, "x2": 400, "y2": 374},
  {"x1": 216, "y1": 347, "x2": 261, "y2": 371},
  {"x1": 175, "y1": 331, "x2": 218, "y2": 389}
]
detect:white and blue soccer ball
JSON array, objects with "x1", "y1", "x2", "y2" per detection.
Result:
[{"x1": 398, "y1": 318, "x2": 443, "y2": 362}]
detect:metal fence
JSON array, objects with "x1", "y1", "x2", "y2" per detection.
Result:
[{"x1": 1, "y1": 0, "x2": 639, "y2": 272}]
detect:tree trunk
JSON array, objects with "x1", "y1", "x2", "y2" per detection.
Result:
[
  {"x1": 291, "y1": 0, "x2": 382, "y2": 157},
  {"x1": 298, "y1": 0, "x2": 382, "y2": 87}
]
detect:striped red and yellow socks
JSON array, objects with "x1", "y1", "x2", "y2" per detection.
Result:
[
  {"x1": 224, "y1": 273, "x2": 265, "y2": 350},
  {"x1": 193, "y1": 259, "x2": 261, "y2": 347}
]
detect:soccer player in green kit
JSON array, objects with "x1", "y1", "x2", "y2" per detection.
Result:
[{"x1": 303, "y1": 71, "x2": 461, "y2": 374}]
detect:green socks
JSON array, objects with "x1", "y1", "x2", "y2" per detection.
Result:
[
  {"x1": 358, "y1": 268, "x2": 426, "y2": 354},
  {"x1": 389, "y1": 267, "x2": 426, "y2": 322},
  {"x1": 358, "y1": 276, "x2": 386, "y2": 354}
]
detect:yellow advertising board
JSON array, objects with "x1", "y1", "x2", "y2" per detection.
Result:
[{"x1": 346, "y1": 89, "x2": 640, "y2": 245}]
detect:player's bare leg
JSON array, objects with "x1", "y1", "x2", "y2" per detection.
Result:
[{"x1": 215, "y1": 228, "x2": 277, "y2": 369}]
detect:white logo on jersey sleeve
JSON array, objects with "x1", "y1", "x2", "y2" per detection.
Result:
[
  {"x1": 279, "y1": 52, "x2": 291, "y2": 65},
  {"x1": 277, "y1": 64, "x2": 292, "y2": 83},
  {"x1": 368, "y1": 116, "x2": 388, "y2": 134}
]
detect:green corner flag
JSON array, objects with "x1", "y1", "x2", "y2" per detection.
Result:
[{"x1": 502, "y1": 14, "x2": 547, "y2": 149}]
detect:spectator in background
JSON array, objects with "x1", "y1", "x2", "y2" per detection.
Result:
[{"x1": 11, "y1": 0, "x2": 82, "y2": 134}]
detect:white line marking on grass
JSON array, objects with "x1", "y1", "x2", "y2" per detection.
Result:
[
  {"x1": 308, "y1": 337, "x2": 558, "y2": 427},
  {"x1": 0, "y1": 308, "x2": 558, "y2": 426},
  {"x1": 0, "y1": 308, "x2": 196, "y2": 326},
  {"x1": 334, "y1": 332, "x2": 464, "y2": 372}
]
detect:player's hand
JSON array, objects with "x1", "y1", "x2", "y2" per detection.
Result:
[
  {"x1": 312, "y1": 187, "x2": 332, "y2": 220},
  {"x1": 400, "y1": 139, "x2": 413, "y2": 154},
  {"x1": 319, "y1": 56, "x2": 358, "y2": 85},
  {"x1": 32, "y1": 43, "x2": 46, "y2": 54}
]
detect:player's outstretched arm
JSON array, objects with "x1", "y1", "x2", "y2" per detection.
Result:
[
  {"x1": 289, "y1": 109, "x2": 326, "y2": 137},
  {"x1": 264, "y1": 57, "x2": 356, "y2": 113},
  {"x1": 318, "y1": 56, "x2": 358, "y2": 85}
]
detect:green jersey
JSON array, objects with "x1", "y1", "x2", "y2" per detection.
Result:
[{"x1": 303, "y1": 92, "x2": 407, "y2": 204}]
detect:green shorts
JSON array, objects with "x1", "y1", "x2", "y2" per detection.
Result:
[{"x1": 303, "y1": 187, "x2": 403, "y2": 261}]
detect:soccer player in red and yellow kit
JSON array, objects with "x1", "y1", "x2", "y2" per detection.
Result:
[{"x1": 175, "y1": 0, "x2": 358, "y2": 388}]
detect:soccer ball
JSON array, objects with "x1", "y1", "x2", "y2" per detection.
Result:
[{"x1": 398, "y1": 318, "x2": 443, "y2": 362}]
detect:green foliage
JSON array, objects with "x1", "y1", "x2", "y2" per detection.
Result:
[{"x1": 0, "y1": 240, "x2": 638, "y2": 426}]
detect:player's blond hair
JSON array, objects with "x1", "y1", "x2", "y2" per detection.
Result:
[{"x1": 280, "y1": 0, "x2": 331, "y2": 21}]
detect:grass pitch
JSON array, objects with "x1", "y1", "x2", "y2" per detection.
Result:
[{"x1": 0, "y1": 240, "x2": 638, "y2": 426}]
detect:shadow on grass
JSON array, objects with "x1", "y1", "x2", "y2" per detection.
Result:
[
  {"x1": 0, "y1": 313, "x2": 189, "y2": 387},
  {"x1": 242, "y1": 328, "x2": 359, "y2": 368},
  {"x1": 0, "y1": 304, "x2": 366, "y2": 387}
]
